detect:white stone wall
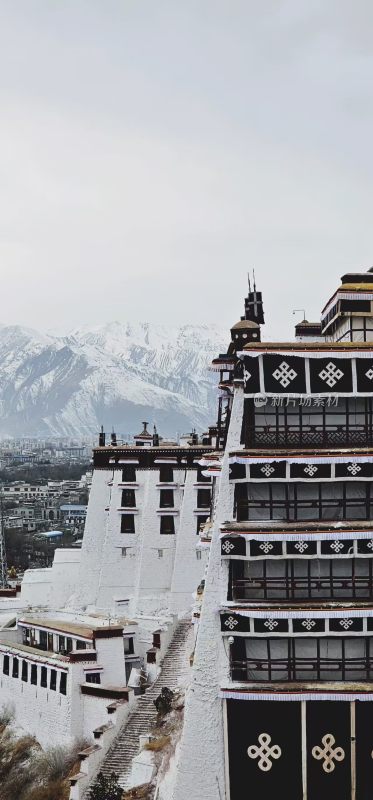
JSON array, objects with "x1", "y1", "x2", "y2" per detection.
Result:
[
  {"x1": 73, "y1": 466, "x2": 185, "y2": 615},
  {"x1": 88, "y1": 468, "x2": 144, "y2": 612},
  {"x1": 70, "y1": 461, "x2": 207, "y2": 617},
  {"x1": 74, "y1": 470, "x2": 113, "y2": 610},
  {"x1": 173, "y1": 387, "x2": 243, "y2": 800},
  {"x1": 133, "y1": 470, "x2": 181, "y2": 615},
  {"x1": 81, "y1": 694, "x2": 113, "y2": 740},
  {"x1": 95, "y1": 636, "x2": 127, "y2": 685},
  {"x1": 50, "y1": 550, "x2": 82, "y2": 608},
  {"x1": 20, "y1": 568, "x2": 53, "y2": 607},
  {"x1": 0, "y1": 624, "x2": 132, "y2": 749},
  {"x1": 0, "y1": 649, "x2": 74, "y2": 747},
  {"x1": 23, "y1": 454, "x2": 209, "y2": 619},
  {"x1": 21, "y1": 550, "x2": 81, "y2": 610},
  {"x1": 170, "y1": 469, "x2": 209, "y2": 615}
]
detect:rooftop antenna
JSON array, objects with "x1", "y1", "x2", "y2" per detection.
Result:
[
  {"x1": 248, "y1": 272, "x2": 251, "y2": 293},
  {"x1": 0, "y1": 493, "x2": 8, "y2": 589},
  {"x1": 253, "y1": 269, "x2": 256, "y2": 292}
]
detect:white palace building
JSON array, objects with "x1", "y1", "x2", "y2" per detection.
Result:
[{"x1": 2, "y1": 268, "x2": 373, "y2": 799}]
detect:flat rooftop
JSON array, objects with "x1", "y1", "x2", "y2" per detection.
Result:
[
  {"x1": 18, "y1": 617, "x2": 126, "y2": 639},
  {"x1": 0, "y1": 639, "x2": 69, "y2": 662}
]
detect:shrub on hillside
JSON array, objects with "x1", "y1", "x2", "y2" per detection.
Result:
[{"x1": 89, "y1": 772, "x2": 123, "y2": 800}]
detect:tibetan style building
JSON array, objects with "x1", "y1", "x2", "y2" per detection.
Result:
[
  {"x1": 2, "y1": 269, "x2": 373, "y2": 799},
  {"x1": 175, "y1": 268, "x2": 373, "y2": 800}
]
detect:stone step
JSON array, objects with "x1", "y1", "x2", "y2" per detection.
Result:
[{"x1": 96, "y1": 621, "x2": 191, "y2": 788}]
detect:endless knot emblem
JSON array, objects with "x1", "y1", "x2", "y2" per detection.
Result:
[
  {"x1": 347, "y1": 463, "x2": 361, "y2": 476},
  {"x1": 339, "y1": 618, "x2": 353, "y2": 630},
  {"x1": 330, "y1": 540, "x2": 344, "y2": 553},
  {"x1": 259, "y1": 542, "x2": 274, "y2": 554},
  {"x1": 294, "y1": 541, "x2": 309, "y2": 553},
  {"x1": 244, "y1": 368, "x2": 252, "y2": 384},
  {"x1": 248, "y1": 733, "x2": 282, "y2": 772},
  {"x1": 304, "y1": 465, "x2": 318, "y2": 477},
  {"x1": 367, "y1": 540, "x2": 373, "y2": 551},
  {"x1": 272, "y1": 361, "x2": 297, "y2": 388},
  {"x1": 366, "y1": 368, "x2": 373, "y2": 381},
  {"x1": 302, "y1": 619, "x2": 316, "y2": 631},
  {"x1": 312, "y1": 734, "x2": 345, "y2": 773},
  {"x1": 264, "y1": 619, "x2": 278, "y2": 631},
  {"x1": 318, "y1": 361, "x2": 344, "y2": 388},
  {"x1": 261, "y1": 464, "x2": 275, "y2": 477},
  {"x1": 224, "y1": 616, "x2": 238, "y2": 630},
  {"x1": 222, "y1": 541, "x2": 235, "y2": 554}
]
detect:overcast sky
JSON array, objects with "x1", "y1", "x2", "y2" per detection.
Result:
[{"x1": 0, "y1": 1, "x2": 372, "y2": 338}]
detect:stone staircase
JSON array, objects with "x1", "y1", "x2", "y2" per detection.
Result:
[{"x1": 98, "y1": 621, "x2": 191, "y2": 789}]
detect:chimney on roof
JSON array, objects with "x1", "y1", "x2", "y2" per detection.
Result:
[{"x1": 99, "y1": 426, "x2": 105, "y2": 447}]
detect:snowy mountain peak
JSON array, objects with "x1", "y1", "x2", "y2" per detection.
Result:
[{"x1": 0, "y1": 322, "x2": 228, "y2": 438}]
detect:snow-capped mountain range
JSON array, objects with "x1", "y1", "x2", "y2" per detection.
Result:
[{"x1": 0, "y1": 322, "x2": 228, "y2": 438}]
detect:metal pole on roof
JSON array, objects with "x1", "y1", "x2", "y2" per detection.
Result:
[
  {"x1": 293, "y1": 309, "x2": 306, "y2": 320},
  {"x1": 0, "y1": 492, "x2": 8, "y2": 588}
]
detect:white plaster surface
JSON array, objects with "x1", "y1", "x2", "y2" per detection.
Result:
[{"x1": 172, "y1": 388, "x2": 243, "y2": 800}]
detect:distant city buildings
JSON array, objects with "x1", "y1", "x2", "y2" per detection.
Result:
[
  {"x1": 0, "y1": 437, "x2": 92, "y2": 469},
  {"x1": 1, "y1": 476, "x2": 90, "y2": 533}
]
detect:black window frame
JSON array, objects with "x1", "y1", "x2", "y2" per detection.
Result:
[
  {"x1": 160, "y1": 489, "x2": 174, "y2": 508},
  {"x1": 246, "y1": 396, "x2": 373, "y2": 449},
  {"x1": 86, "y1": 672, "x2": 101, "y2": 684},
  {"x1": 159, "y1": 466, "x2": 173, "y2": 483},
  {"x1": 123, "y1": 636, "x2": 134, "y2": 655},
  {"x1": 235, "y1": 480, "x2": 373, "y2": 523},
  {"x1": 121, "y1": 514, "x2": 135, "y2": 534},
  {"x1": 231, "y1": 636, "x2": 373, "y2": 682},
  {"x1": 21, "y1": 660, "x2": 28, "y2": 682},
  {"x1": 121, "y1": 489, "x2": 136, "y2": 508},
  {"x1": 231, "y1": 557, "x2": 373, "y2": 602},
  {"x1": 122, "y1": 466, "x2": 136, "y2": 483},
  {"x1": 160, "y1": 516, "x2": 175, "y2": 535},
  {"x1": 60, "y1": 672, "x2": 67, "y2": 695},
  {"x1": 197, "y1": 488, "x2": 211, "y2": 509},
  {"x1": 196, "y1": 466, "x2": 211, "y2": 483}
]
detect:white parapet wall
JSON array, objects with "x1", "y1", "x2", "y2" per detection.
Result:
[
  {"x1": 74, "y1": 469, "x2": 113, "y2": 610},
  {"x1": 172, "y1": 388, "x2": 243, "y2": 800},
  {"x1": 170, "y1": 468, "x2": 209, "y2": 615},
  {"x1": 133, "y1": 470, "x2": 179, "y2": 615},
  {"x1": 20, "y1": 567, "x2": 53, "y2": 607},
  {"x1": 21, "y1": 549, "x2": 81, "y2": 610}
]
